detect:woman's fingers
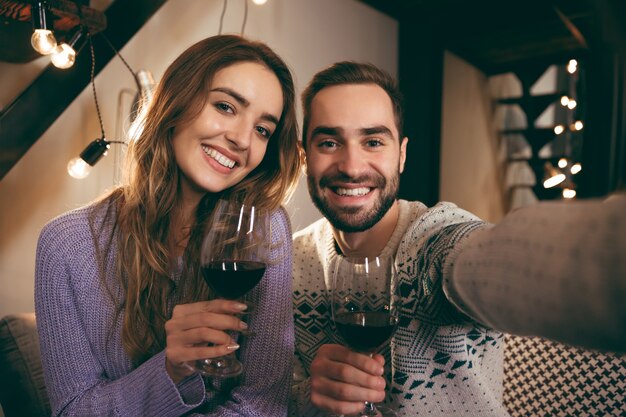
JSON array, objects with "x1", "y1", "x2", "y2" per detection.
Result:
[
  {"x1": 167, "y1": 341, "x2": 240, "y2": 363},
  {"x1": 172, "y1": 299, "x2": 248, "y2": 316}
]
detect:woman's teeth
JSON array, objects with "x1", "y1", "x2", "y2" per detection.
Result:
[
  {"x1": 335, "y1": 187, "x2": 370, "y2": 196},
  {"x1": 203, "y1": 146, "x2": 236, "y2": 168}
]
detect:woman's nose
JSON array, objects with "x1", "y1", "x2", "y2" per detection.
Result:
[{"x1": 225, "y1": 120, "x2": 252, "y2": 150}]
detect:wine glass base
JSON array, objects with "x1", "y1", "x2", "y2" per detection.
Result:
[
  {"x1": 354, "y1": 404, "x2": 397, "y2": 417},
  {"x1": 196, "y1": 357, "x2": 242, "y2": 377}
]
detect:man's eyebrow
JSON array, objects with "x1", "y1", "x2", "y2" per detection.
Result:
[
  {"x1": 210, "y1": 87, "x2": 280, "y2": 125},
  {"x1": 360, "y1": 126, "x2": 393, "y2": 137},
  {"x1": 310, "y1": 126, "x2": 342, "y2": 138}
]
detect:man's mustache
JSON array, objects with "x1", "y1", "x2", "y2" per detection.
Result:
[{"x1": 319, "y1": 173, "x2": 386, "y2": 188}]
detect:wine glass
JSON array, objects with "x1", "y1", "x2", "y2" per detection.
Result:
[
  {"x1": 195, "y1": 199, "x2": 270, "y2": 377},
  {"x1": 331, "y1": 255, "x2": 400, "y2": 417}
]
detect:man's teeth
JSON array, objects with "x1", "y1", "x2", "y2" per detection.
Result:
[
  {"x1": 203, "y1": 146, "x2": 236, "y2": 168},
  {"x1": 335, "y1": 187, "x2": 371, "y2": 196}
]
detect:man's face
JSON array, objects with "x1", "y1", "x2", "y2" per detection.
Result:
[{"x1": 305, "y1": 83, "x2": 407, "y2": 232}]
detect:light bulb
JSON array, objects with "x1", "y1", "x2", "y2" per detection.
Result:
[
  {"x1": 563, "y1": 188, "x2": 577, "y2": 199},
  {"x1": 543, "y1": 173, "x2": 566, "y2": 188},
  {"x1": 67, "y1": 157, "x2": 92, "y2": 179},
  {"x1": 558, "y1": 158, "x2": 568, "y2": 168},
  {"x1": 574, "y1": 121, "x2": 584, "y2": 131},
  {"x1": 252, "y1": 0, "x2": 268, "y2": 4},
  {"x1": 567, "y1": 99, "x2": 577, "y2": 109},
  {"x1": 567, "y1": 59, "x2": 578, "y2": 74},
  {"x1": 554, "y1": 125, "x2": 564, "y2": 135},
  {"x1": 51, "y1": 43, "x2": 77, "y2": 69},
  {"x1": 560, "y1": 96, "x2": 569, "y2": 106},
  {"x1": 31, "y1": 29, "x2": 57, "y2": 55},
  {"x1": 570, "y1": 163, "x2": 582, "y2": 174}
]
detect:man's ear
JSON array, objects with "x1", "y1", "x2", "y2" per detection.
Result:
[
  {"x1": 399, "y1": 136, "x2": 408, "y2": 174},
  {"x1": 297, "y1": 140, "x2": 308, "y2": 175}
]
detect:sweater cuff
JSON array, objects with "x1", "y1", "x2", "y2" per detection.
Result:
[
  {"x1": 135, "y1": 351, "x2": 205, "y2": 416},
  {"x1": 176, "y1": 371, "x2": 205, "y2": 406}
]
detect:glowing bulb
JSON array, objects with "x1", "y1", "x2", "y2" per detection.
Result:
[
  {"x1": 567, "y1": 59, "x2": 578, "y2": 74},
  {"x1": 67, "y1": 157, "x2": 92, "y2": 179},
  {"x1": 31, "y1": 29, "x2": 57, "y2": 55},
  {"x1": 574, "y1": 121, "x2": 584, "y2": 131},
  {"x1": 554, "y1": 125, "x2": 564, "y2": 135},
  {"x1": 560, "y1": 96, "x2": 570, "y2": 106},
  {"x1": 567, "y1": 99, "x2": 577, "y2": 109},
  {"x1": 252, "y1": 0, "x2": 268, "y2": 4},
  {"x1": 544, "y1": 173, "x2": 566, "y2": 188},
  {"x1": 563, "y1": 188, "x2": 577, "y2": 199},
  {"x1": 51, "y1": 43, "x2": 77, "y2": 69},
  {"x1": 558, "y1": 158, "x2": 568, "y2": 168},
  {"x1": 570, "y1": 163, "x2": 582, "y2": 174}
]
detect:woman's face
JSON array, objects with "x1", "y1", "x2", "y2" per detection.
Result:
[{"x1": 172, "y1": 61, "x2": 283, "y2": 205}]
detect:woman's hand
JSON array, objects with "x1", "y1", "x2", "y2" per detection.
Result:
[{"x1": 164, "y1": 299, "x2": 249, "y2": 383}]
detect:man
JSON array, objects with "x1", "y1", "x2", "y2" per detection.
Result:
[{"x1": 290, "y1": 61, "x2": 626, "y2": 416}]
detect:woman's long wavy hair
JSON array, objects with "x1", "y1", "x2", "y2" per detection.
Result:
[{"x1": 96, "y1": 35, "x2": 301, "y2": 365}]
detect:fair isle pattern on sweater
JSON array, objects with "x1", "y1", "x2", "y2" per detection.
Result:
[{"x1": 291, "y1": 200, "x2": 509, "y2": 416}]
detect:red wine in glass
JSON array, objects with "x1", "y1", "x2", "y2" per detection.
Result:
[
  {"x1": 331, "y1": 255, "x2": 400, "y2": 417},
  {"x1": 202, "y1": 260, "x2": 267, "y2": 300},
  {"x1": 194, "y1": 200, "x2": 270, "y2": 378},
  {"x1": 334, "y1": 311, "x2": 398, "y2": 353}
]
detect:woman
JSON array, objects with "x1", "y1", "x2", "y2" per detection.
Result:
[{"x1": 35, "y1": 35, "x2": 302, "y2": 416}]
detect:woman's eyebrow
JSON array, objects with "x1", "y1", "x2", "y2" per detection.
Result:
[{"x1": 210, "y1": 87, "x2": 279, "y2": 125}]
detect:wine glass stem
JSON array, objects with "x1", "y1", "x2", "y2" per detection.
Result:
[{"x1": 363, "y1": 401, "x2": 378, "y2": 416}]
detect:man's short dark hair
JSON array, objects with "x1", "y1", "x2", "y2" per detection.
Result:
[{"x1": 301, "y1": 61, "x2": 404, "y2": 149}]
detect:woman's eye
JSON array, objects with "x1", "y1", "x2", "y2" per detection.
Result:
[
  {"x1": 256, "y1": 126, "x2": 272, "y2": 139},
  {"x1": 216, "y1": 102, "x2": 234, "y2": 113}
]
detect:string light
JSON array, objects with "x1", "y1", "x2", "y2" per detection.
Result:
[
  {"x1": 562, "y1": 188, "x2": 577, "y2": 199},
  {"x1": 30, "y1": 1, "x2": 57, "y2": 55},
  {"x1": 570, "y1": 163, "x2": 582, "y2": 174},
  {"x1": 554, "y1": 125, "x2": 565, "y2": 135},
  {"x1": 567, "y1": 59, "x2": 578, "y2": 74}
]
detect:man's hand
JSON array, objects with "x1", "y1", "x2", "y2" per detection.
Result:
[{"x1": 309, "y1": 344, "x2": 386, "y2": 415}]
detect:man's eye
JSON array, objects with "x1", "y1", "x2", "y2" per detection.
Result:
[
  {"x1": 216, "y1": 102, "x2": 234, "y2": 113},
  {"x1": 318, "y1": 140, "x2": 337, "y2": 148},
  {"x1": 366, "y1": 139, "x2": 383, "y2": 147}
]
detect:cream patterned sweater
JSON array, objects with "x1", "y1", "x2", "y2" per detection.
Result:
[{"x1": 291, "y1": 197, "x2": 626, "y2": 416}]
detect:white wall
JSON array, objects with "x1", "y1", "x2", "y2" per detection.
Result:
[
  {"x1": 440, "y1": 51, "x2": 506, "y2": 223},
  {"x1": 0, "y1": 0, "x2": 398, "y2": 318}
]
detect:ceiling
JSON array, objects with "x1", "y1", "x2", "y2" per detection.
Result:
[{"x1": 357, "y1": 0, "x2": 618, "y2": 75}]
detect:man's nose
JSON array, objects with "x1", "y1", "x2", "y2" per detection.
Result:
[{"x1": 336, "y1": 146, "x2": 366, "y2": 178}]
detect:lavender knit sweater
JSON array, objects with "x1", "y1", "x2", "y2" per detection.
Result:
[{"x1": 35, "y1": 200, "x2": 294, "y2": 417}]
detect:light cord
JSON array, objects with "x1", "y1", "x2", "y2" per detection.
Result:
[
  {"x1": 241, "y1": 0, "x2": 248, "y2": 35},
  {"x1": 89, "y1": 34, "x2": 106, "y2": 140},
  {"x1": 218, "y1": 0, "x2": 228, "y2": 34}
]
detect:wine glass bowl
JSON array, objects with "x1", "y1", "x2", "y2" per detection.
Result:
[
  {"x1": 331, "y1": 255, "x2": 399, "y2": 417},
  {"x1": 195, "y1": 199, "x2": 270, "y2": 377}
]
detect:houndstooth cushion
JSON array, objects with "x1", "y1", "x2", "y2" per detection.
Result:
[{"x1": 503, "y1": 334, "x2": 626, "y2": 416}]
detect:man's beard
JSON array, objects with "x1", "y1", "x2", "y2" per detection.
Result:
[{"x1": 307, "y1": 170, "x2": 399, "y2": 233}]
